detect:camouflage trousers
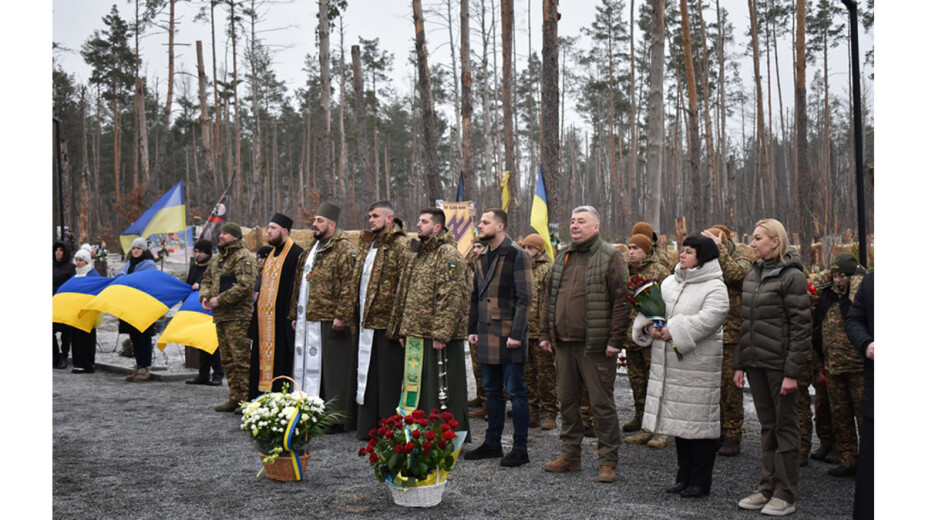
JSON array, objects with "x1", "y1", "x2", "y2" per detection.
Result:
[
  {"x1": 828, "y1": 371, "x2": 864, "y2": 467},
  {"x1": 626, "y1": 346, "x2": 651, "y2": 421},
  {"x1": 215, "y1": 320, "x2": 250, "y2": 403},
  {"x1": 720, "y1": 342, "x2": 744, "y2": 439},
  {"x1": 469, "y1": 341, "x2": 486, "y2": 403},
  {"x1": 797, "y1": 366, "x2": 833, "y2": 458},
  {"x1": 525, "y1": 338, "x2": 558, "y2": 420}
]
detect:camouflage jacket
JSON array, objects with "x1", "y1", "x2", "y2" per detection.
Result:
[
  {"x1": 288, "y1": 228, "x2": 358, "y2": 324},
  {"x1": 527, "y1": 252, "x2": 553, "y2": 340},
  {"x1": 653, "y1": 246, "x2": 676, "y2": 273},
  {"x1": 626, "y1": 254, "x2": 671, "y2": 348},
  {"x1": 388, "y1": 230, "x2": 472, "y2": 343},
  {"x1": 811, "y1": 270, "x2": 866, "y2": 375},
  {"x1": 352, "y1": 218, "x2": 410, "y2": 332},
  {"x1": 199, "y1": 240, "x2": 256, "y2": 323},
  {"x1": 717, "y1": 240, "x2": 755, "y2": 345}
]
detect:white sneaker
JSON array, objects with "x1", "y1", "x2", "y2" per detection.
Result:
[
  {"x1": 760, "y1": 497, "x2": 796, "y2": 516},
  {"x1": 738, "y1": 491, "x2": 770, "y2": 510}
]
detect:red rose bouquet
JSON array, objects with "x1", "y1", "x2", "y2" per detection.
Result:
[
  {"x1": 627, "y1": 275, "x2": 682, "y2": 360},
  {"x1": 359, "y1": 409, "x2": 467, "y2": 488}
]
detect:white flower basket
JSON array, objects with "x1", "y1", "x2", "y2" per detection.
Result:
[{"x1": 388, "y1": 480, "x2": 447, "y2": 507}]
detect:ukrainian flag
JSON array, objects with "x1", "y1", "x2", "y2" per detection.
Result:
[
  {"x1": 530, "y1": 166, "x2": 555, "y2": 259},
  {"x1": 80, "y1": 270, "x2": 192, "y2": 333},
  {"x1": 53, "y1": 277, "x2": 113, "y2": 332},
  {"x1": 119, "y1": 180, "x2": 187, "y2": 254},
  {"x1": 157, "y1": 290, "x2": 218, "y2": 354}
]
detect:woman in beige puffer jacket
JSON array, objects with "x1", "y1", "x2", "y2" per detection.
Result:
[{"x1": 632, "y1": 235, "x2": 728, "y2": 498}]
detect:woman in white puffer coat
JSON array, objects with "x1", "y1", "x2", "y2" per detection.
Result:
[{"x1": 632, "y1": 235, "x2": 729, "y2": 498}]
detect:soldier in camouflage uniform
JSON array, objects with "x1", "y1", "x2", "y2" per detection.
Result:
[
  {"x1": 621, "y1": 234, "x2": 670, "y2": 448},
  {"x1": 466, "y1": 240, "x2": 488, "y2": 417},
  {"x1": 199, "y1": 222, "x2": 257, "y2": 413},
  {"x1": 518, "y1": 234, "x2": 557, "y2": 430},
  {"x1": 632, "y1": 221, "x2": 676, "y2": 272},
  {"x1": 388, "y1": 208, "x2": 472, "y2": 436},
  {"x1": 812, "y1": 253, "x2": 866, "y2": 477},
  {"x1": 702, "y1": 225, "x2": 754, "y2": 456},
  {"x1": 289, "y1": 202, "x2": 359, "y2": 431}
]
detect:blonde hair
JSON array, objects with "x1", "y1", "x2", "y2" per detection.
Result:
[{"x1": 755, "y1": 218, "x2": 788, "y2": 262}]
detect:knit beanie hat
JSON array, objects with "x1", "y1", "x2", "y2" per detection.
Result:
[
  {"x1": 519, "y1": 233, "x2": 546, "y2": 252},
  {"x1": 131, "y1": 237, "x2": 148, "y2": 250},
  {"x1": 632, "y1": 221, "x2": 657, "y2": 243},
  {"x1": 74, "y1": 249, "x2": 92, "y2": 264},
  {"x1": 706, "y1": 227, "x2": 727, "y2": 242},
  {"x1": 713, "y1": 224, "x2": 734, "y2": 242},
  {"x1": 830, "y1": 253, "x2": 859, "y2": 275},
  {"x1": 194, "y1": 239, "x2": 213, "y2": 252},
  {"x1": 222, "y1": 222, "x2": 243, "y2": 240},
  {"x1": 628, "y1": 234, "x2": 653, "y2": 255}
]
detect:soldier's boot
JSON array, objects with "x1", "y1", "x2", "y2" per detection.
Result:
[
  {"x1": 598, "y1": 465, "x2": 616, "y2": 483},
  {"x1": 622, "y1": 415, "x2": 642, "y2": 433},
  {"x1": 544, "y1": 456, "x2": 582, "y2": 473},
  {"x1": 824, "y1": 449, "x2": 841, "y2": 465},
  {"x1": 124, "y1": 368, "x2": 140, "y2": 382},
  {"x1": 214, "y1": 399, "x2": 238, "y2": 412},
  {"x1": 541, "y1": 415, "x2": 557, "y2": 431},
  {"x1": 718, "y1": 434, "x2": 741, "y2": 457},
  {"x1": 623, "y1": 430, "x2": 653, "y2": 445},
  {"x1": 647, "y1": 434, "x2": 669, "y2": 449},
  {"x1": 810, "y1": 440, "x2": 833, "y2": 461},
  {"x1": 131, "y1": 367, "x2": 152, "y2": 382},
  {"x1": 530, "y1": 408, "x2": 541, "y2": 428}
]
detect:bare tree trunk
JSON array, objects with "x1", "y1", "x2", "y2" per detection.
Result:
[
  {"x1": 337, "y1": 20, "x2": 348, "y2": 202},
  {"x1": 772, "y1": 13, "x2": 789, "y2": 216},
  {"x1": 644, "y1": 0, "x2": 665, "y2": 231},
  {"x1": 196, "y1": 41, "x2": 216, "y2": 196},
  {"x1": 133, "y1": 77, "x2": 149, "y2": 193},
  {"x1": 210, "y1": 0, "x2": 222, "y2": 189},
  {"x1": 113, "y1": 88, "x2": 122, "y2": 205},
  {"x1": 795, "y1": 0, "x2": 813, "y2": 254},
  {"x1": 79, "y1": 88, "x2": 91, "y2": 242},
  {"x1": 501, "y1": 0, "x2": 517, "y2": 227},
  {"x1": 541, "y1": 0, "x2": 560, "y2": 225},
  {"x1": 680, "y1": 0, "x2": 703, "y2": 231},
  {"x1": 460, "y1": 0, "x2": 475, "y2": 201},
  {"x1": 696, "y1": 0, "x2": 715, "y2": 221},
  {"x1": 230, "y1": 0, "x2": 243, "y2": 209},
  {"x1": 249, "y1": 3, "x2": 263, "y2": 219},
  {"x1": 318, "y1": 0, "x2": 334, "y2": 202},
  {"x1": 629, "y1": 0, "x2": 639, "y2": 219},
  {"x1": 352, "y1": 44, "x2": 374, "y2": 206},
  {"x1": 747, "y1": 0, "x2": 768, "y2": 217},
  {"x1": 191, "y1": 125, "x2": 200, "y2": 210},
  {"x1": 384, "y1": 135, "x2": 391, "y2": 201},
  {"x1": 764, "y1": 4, "x2": 776, "y2": 211},
  {"x1": 446, "y1": 0, "x2": 462, "y2": 173},
  {"x1": 153, "y1": 0, "x2": 176, "y2": 183},
  {"x1": 716, "y1": 0, "x2": 728, "y2": 221},
  {"x1": 480, "y1": 0, "x2": 493, "y2": 198},
  {"x1": 413, "y1": 0, "x2": 442, "y2": 203}
]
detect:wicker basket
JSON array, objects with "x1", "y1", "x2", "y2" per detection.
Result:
[
  {"x1": 388, "y1": 480, "x2": 447, "y2": 507},
  {"x1": 259, "y1": 451, "x2": 312, "y2": 481}
]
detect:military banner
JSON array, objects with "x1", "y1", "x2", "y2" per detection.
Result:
[{"x1": 439, "y1": 200, "x2": 476, "y2": 257}]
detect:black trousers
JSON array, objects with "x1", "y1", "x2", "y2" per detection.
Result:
[
  {"x1": 71, "y1": 328, "x2": 97, "y2": 369},
  {"x1": 853, "y1": 417, "x2": 874, "y2": 519},
  {"x1": 197, "y1": 348, "x2": 225, "y2": 380},
  {"x1": 675, "y1": 437, "x2": 719, "y2": 490},
  {"x1": 53, "y1": 323, "x2": 71, "y2": 361}
]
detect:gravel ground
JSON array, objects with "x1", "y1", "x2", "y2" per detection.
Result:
[{"x1": 53, "y1": 351, "x2": 857, "y2": 519}]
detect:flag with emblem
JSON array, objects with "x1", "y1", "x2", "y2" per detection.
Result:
[{"x1": 440, "y1": 201, "x2": 475, "y2": 256}]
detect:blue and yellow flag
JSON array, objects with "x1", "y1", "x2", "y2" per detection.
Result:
[
  {"x1": 53, "y1": 277, "x2": 113, "y2": 332},
  {"x1": 157, "y1": 290, "x2": 218, "y2": 354},
  {"x1": 120, "y1": 180, "x2": 186, "y2": 254},
  {"x1": 80, "y1": 270, "x2": 192, "y2": 333},
  {"x1": 530, "y1": 166, "x2": 555, "y2": 259}
]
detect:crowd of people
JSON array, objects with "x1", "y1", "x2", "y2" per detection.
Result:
[{"x1": 52, "y1": 203, "x2": 874, "y2": 519}]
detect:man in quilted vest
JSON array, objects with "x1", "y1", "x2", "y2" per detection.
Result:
[{"x1": 540, "y1": 206, "x2": 631, "y2": 483}]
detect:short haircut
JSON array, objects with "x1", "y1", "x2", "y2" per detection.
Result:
[
  {"x1": 420, "y1": 207, "x2": 446, "y2": 228},
  {"x1": 755, "y1": 218, "x2": 789, "y2": 262},
  {"x1": 367, "y1": 200, "x2": 394, "y2": 213},
  {"x1": 682, "y1": 235, "x2": 720, "y2": 267},
  {"x1": 485, "y1": 208, "x2": 508, "y2": 227},
  {"x1": 571, "y1": 205, "x2": 600, "y2": 224}
]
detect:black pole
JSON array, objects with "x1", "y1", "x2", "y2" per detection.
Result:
[
  {"x1": 841, "y1": 0, "x2": 867, "y2": 267},
  {"x1": 54, "y1": 116, "x2": 66, "y2": 241}
]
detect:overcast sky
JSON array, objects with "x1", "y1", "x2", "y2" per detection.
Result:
[{"x1": 52, "y1": 0, "x2": 873, "y2": 138}]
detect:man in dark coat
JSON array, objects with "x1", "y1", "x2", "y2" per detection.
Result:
[
  {"x1": 248, "y1": 213, "x2": 304, "y2": 400},
  {"x1": 845, "y1": 271, "x2": 873, "y2": 520},
  {"x1": 465, "y1": 209, "x2": 533, "y2": 467},
  {"x1": 186, "y1": 239, "x2": 224, "y2": 386},
  {"x1": 53, "y1": 241, "x2": 76, "y2": 368}
]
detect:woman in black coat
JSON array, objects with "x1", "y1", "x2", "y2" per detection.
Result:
[{"x1": 53, "y1": 241, "x2": 76, "y2": 368}]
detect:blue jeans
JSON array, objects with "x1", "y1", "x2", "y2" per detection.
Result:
[{"x1": 481, "y1": 362, "x2": 529, "y2": 451}]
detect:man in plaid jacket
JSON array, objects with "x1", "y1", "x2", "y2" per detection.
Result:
[{"x1": 464, "y1": 208, "x2": 533, "y2": 467}]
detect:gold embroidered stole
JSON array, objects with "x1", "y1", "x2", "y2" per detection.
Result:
[{"x1": 256, "y1": 238, "x2": 294, "y2": 392}]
